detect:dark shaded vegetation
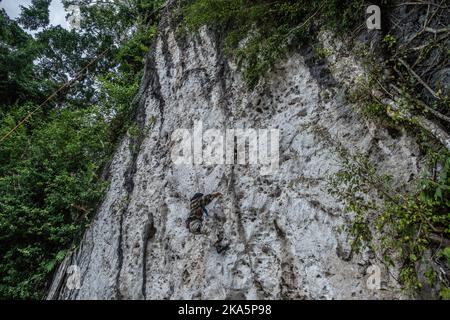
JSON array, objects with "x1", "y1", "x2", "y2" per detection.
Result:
[{"x1": 0, "y1": 0, "x2": 163, "y2": 299}]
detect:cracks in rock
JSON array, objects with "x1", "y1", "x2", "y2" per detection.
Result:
[
  {"x1": 307, "y1": 199, "x2": 340, "y2": 218},
  {"x1": 160, "y1": 30, "x2": 174, "y2": 79},
  {"x1": 302, "y1": 40, "x2": 339, "y2": 92},
  {"x1": 273, "y1": 219, "x2": 303, "y2": 299},
  {"x1": 273, "y1": 219, "x2": 286, "y2": 239},
  {"x1": 124, "y1": 75, "x2": 150, "y2": 196},
  {"x1": 227, "y1": 166, "x2": 261, "y2": 299},
  {"x1": 115, "y1": 34, "x2": 163, "y2": 298},
  {"x1": 228, "y1": 166, "x2": 246, "y2": 243},
  {"x1": 336, "y1": 239, "x2": 353, "y2": 262},
  {"x1": 214, "y1": 32, "x2": 262, "y2": 296},
  {"x1": 212, "y1": 28, "x2": 231, "y2": 115},
  {"x1": 147, "y1": 38, "x2": 166, "y2": 137},
  {"x1": 141, "y1": 213, "x2": 157, "y2": 299},
  {"x1": 71, "y1": 234, "x2": 92, "y2": 300},
  {"x1": 116, "y1": 82, "x2": 149, "y2": 300},
  {"x1": 141, "y1": 199, "x2": 168, "y2": 299},
  {"x1": 114, "y1": 198, "x2": 126, "y2": 299},
  {"x1": 114, "y1": 26, "x2": 171, "y2": 299},
  {"x1": 47, "y1": 250, "x2": 75, "y2": 300},
  {"x1": 178, "y1": 67, "x2": 210, "y2": 93}
]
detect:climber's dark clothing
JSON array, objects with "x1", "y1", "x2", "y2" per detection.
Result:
[
  {"x1": 190, "y1": 193, "x2": 215, "y2": 220},
  {"x1": 186, "y1": 193, "x2": 217, "y2": 234}
]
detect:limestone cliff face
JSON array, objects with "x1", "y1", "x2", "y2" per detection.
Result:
[{"x1": 47, "y1": 4, "x2": 422, "y2": 300}]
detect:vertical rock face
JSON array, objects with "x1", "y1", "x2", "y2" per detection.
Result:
[{"x1": 48, "y1": 6, "x2": 422, "y2": 300}]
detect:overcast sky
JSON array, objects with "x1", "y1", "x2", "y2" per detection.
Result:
[{"x1": 0, "y1": 0, "x2": 69, "y2": 28}]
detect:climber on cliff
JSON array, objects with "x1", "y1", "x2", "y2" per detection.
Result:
[
  {"x1": 186, "y1": 192, "x2": 230, "y2": 253},
  {"x1": 186, "y1": 192, "x2": 222, "y2": 234}
]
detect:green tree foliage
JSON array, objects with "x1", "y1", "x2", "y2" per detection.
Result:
[
  {"x1": 182, "y1": 0, "x2": 365, "y2": 88},
  {"x1": 18, "y1": 0, "x2": 52, "y2": 31},
  {"x1": 327, "y1": 145, "x2": 450, "y2": 296},
  {"x1": 0, "y1": 10, "x2": 47, "y2": 108},
  {"x1": 0, "y1": 0, "x2": 163, "y2": 299},
  {"x1": 0, "y1": 105, "x2": 111, "y2": 299}
]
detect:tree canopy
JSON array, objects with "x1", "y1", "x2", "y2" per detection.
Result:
[{"x1": 0, "y1": 0, "x2": 163, "y2": 299}]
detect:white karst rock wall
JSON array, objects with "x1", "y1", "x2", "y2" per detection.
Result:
[{"x1": 47, "y1": 6, "x2": 422, "y2": 300}]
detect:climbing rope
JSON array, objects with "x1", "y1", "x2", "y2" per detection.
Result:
[{"x1": 0, "y1": 47, "x2": 110, "y2": 145}]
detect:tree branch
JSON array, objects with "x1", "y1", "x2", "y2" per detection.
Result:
[{"x1": 398, "y1": 58, "x2": 441, "y2": 99}]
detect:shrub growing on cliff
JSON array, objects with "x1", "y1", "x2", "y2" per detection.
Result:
[
  {"x1": 328, "y1": 145, "x2": 450, "y2": 296},
  {"x1": 182, "y1": 0, "x2": 365, "y2": 88}
]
